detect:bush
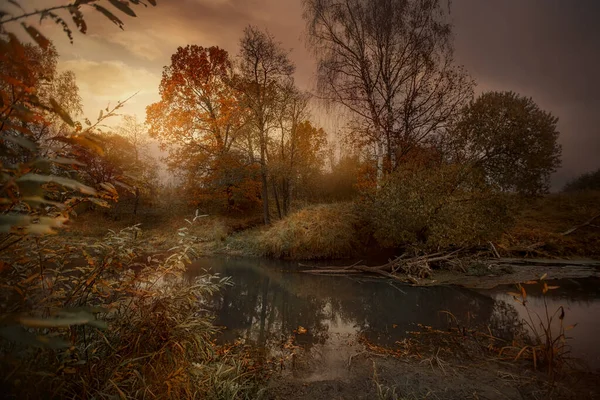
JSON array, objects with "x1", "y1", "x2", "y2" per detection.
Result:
[
  {"x1": 365, "y1": 164, "x2": 514, "y2": 250},
  {"x1": 0, "y1": 223, "x2": 263, "y2": 399},
  {"x1": 256, "y1": 203, "x2": 361, "y2": 259}
]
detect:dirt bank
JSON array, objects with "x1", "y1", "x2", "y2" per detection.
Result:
[{"x1": 263, "y1": 331, "x2": 599, "y2": 399}]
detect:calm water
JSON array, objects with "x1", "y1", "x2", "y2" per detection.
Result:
[{"x1": 187, "y1": 256, "x2": 600, "y2": 372}]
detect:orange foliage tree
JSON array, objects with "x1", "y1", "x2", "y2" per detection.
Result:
[{"x1": 146, "y1": 45, "x2": 259, "y2": 211}]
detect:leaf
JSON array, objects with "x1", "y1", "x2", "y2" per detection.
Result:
[
  {"x1": 3, "y1": 135, "x2": 37, "y2": 151},
  {"x1": 0, "y1": 326, "x2": 70, "y2": 349},
  {"x1": 26, "y1": 217, "x2": 69, "y2": 235},
  {"x1": 92, "y1": 4, "x2": 125, "y2": 29},
  {"x1": 0, "y1": 214, "x2": 31, "y2": 232},
  {"x1": 68, "y1": 6, "x2": 87, "y2": 34},
  {"x1": 17, "y1": 173, "x2": 97, "y2": 195},
  {"x1": 21, "y1": 23, "x2": 51, "y2": 49},
  {"x1": 565, "y1": 323, "x2": 578, "y2": 331},
  {"x1": 108, "y1": 0, "x2": 137, "y2": 17},
  {"x1": 547, "y1": 285, "x2": 560, "y2": 290},
  {"x1": 47, "y1": 157, "x2": 86, "y2": 167},
  {"x1": 49, "y1": 98, "x2": 75, "y2": 126},
  {"x1": 19, "y1": 311, "x2": 105, "y2": 329},
  {"x1": 540, "y1": 273, "x2": 547, "y2": 281}
]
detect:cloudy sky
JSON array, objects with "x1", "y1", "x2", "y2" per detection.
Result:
[{"x1": 13, "y1": 0, "x2": 600, "y2": 190}]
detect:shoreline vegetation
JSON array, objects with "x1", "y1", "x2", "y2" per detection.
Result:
[{"x1": 64, "y1": 190, "x2": 600, "y2": 290}]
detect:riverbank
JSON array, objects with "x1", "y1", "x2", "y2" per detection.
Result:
[{"x1": 189, "y1": 257, "x2": 600, "y2": 399}]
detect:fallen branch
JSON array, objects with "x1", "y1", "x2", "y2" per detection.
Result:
[{"x1": 561, "y1": 213, "x2": 600, "y2": 236}]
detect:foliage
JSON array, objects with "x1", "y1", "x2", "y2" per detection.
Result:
[
  {"x1": 254, "y1": 203, "x2": 361, "y2": 259},
  {"x1": 563, "y1": 167, "x2": 600, "y2": 192},
  {"x1": 0, "y1": 222, "x2": 264, "y2": 399},
  {"x1": 365, "y1": 162, "x2": 514, "y2": 250},
  {"x1": 449, "y1": 91, "x2": 562, "y2": 195},
  {"x1": 304, "y1": 0, "x2": 473, "y2": 180},
  {"x1": 0, "y1": 0, "x2": 157, "y2": 238},
  {"x1": 0, "y1": 0, "x2": 156, "y2": 43},
  {"x1": 147, "y1": 45, "x2": 260, "y2": 212}
]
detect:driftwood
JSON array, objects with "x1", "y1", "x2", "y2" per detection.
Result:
[
  {"x1": 302, "y1": 249, "x2": 463, "y2": 284},
  {"x1": 302, "y1": 251, "x2": 600, "y2": 284}
]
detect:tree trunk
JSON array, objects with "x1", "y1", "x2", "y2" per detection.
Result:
[
  {"x1": 282, "y1": 177, "x2": 289, "y2": 217},
  {"x1": 272, "y1": 179, "x2": 282, "y2": 220},
  {"x1": 133, "y1": 187, "x2": 140, "y2": 216},
  {"x1": 261, "y1": 168, "x2": 270, "y2": 225}
]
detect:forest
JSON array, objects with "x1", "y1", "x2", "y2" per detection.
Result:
[{"x1": 1, "y1": 0, "x2": 599, "y2": 399}]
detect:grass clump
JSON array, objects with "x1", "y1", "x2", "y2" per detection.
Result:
[{"x1": 256, "y1": 203, "x2": 361, "y2": 259}]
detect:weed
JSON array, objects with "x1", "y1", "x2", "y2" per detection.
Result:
[{"x1": 500, "y1": 275, "x2": 575, "y2": 378}]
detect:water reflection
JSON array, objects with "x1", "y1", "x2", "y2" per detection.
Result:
[{"x1": 187, "y1": 257, "x2": 600, "y2": 372}]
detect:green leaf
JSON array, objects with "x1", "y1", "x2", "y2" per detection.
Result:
[
  {"x1": 0, "y1": 214, "x2": 31, "y2": 233},
  {"x1": 0, "y1": 326, "x2": 70, "y2": 349},
  {"x1": 49, "y1": 98, "x2": 75, "y2": 126},
  {"x1": 19, "y1": 310, "x2": 105, "y2": 328},
  {"x1": 92, "y1": 4, "x2": 125, "y2": 29},
  {"x1": 109, "y1": 0, "x2": 137, "y2": 17},
  {"x1": 21, "y1": 23, "x2": 51, "y2": 49}
]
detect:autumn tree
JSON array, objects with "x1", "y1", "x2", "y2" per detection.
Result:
[
  {"x1": 146, "y1": 45, "x2": 258, "y2": 211},
  {"x1": 303, "y1": 0, "x2": 473, "y2": 182},
  {"x1": 267, "y1": 85, "x2": 326, "y2": 216},
  {"x1": 237, "y1": 26, "x2": 295, "y2": 224},
  {"x1": 117, "y1": 115, "x2": 159, "y2": 214},
  {"x1": 0, "y1": 0, "x2": 157, "y2": 234},
  {"x1": 450, "y1": 91, "x2": 562, "y2": 195}
]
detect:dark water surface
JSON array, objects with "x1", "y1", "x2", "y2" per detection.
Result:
[{"x1": 187, "y1": 257, "x2": 600, "y2": 371}]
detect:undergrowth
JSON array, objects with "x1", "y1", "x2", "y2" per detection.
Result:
[{"x1": 0, "y1": 218, "x2": 265, "y2": 399}]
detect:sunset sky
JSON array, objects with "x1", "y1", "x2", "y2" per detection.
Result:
[{"x1": 13, "y1": 0, "x2": 600, "y2": 190}]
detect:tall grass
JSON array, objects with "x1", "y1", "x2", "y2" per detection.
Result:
[
  {"x1": 256, "y1": 203, "x2": 361, "y2": 259},
  {"x1": 0, "y1": 220, "x2": 263, "y2": 399},
  {"x1": 500, "y1": 276, "x2": 575, "y2": 378}
]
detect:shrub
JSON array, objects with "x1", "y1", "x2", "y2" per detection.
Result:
[
  {"x1": 365, "y1": 163, "x2": 514, "y2": 250},
  {"x1": 0, "y1": 223, "x2": 263, "y2": 399}
]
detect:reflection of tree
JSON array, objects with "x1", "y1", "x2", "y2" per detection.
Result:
[
  {"x1": 186, "y1": 257, "x2": 529, "y2": 356},
  {"x1": 486, "y1": 299, "x2": 528, "y2": 342}
]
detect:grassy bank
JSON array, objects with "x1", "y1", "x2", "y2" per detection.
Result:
[{"x1": 499, "y1": 191, "x2": 600, "y2": 258}]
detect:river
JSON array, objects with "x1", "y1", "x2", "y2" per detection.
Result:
[{"x1": 187, "y1": 256, "x2": 600, "y2": 372}]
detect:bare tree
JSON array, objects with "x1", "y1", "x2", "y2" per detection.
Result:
[
  {"x1": 304, "y1": 0, "x2": 473, "y2": 181},
  {"x1": 237, "y1": 26, "x2": 295, "y2": 224}
]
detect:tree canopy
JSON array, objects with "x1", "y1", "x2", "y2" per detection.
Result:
[{"x1": 450, "y1": 91, "x2": 562, "y2": 195}]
